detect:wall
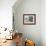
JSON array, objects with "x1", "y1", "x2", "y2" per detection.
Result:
[
  {"x1": 41, "y1": 0, "x2": 46, "y2": 46},
  {"x1": 13, "y1": 0, "x2": 41, "y2": 46},
  {"x1": 0, "y1": 0, "x2": 16, "y2": 30}
]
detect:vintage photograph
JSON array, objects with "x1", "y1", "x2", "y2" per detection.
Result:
[
  {"x1": 23, "y1": 14, "x2": 36, "y2": 25},
  {"x1": 0, "y1": 0, "x2": 45, "y2": 46}
]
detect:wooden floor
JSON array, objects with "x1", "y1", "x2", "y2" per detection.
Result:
[{"x1": 0, "y1": 39, "x2": 16, "y2": 46}]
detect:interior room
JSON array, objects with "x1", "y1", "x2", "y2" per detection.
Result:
[{"x1": 0, "y1": 0, "x2": 46, "y2": 46}]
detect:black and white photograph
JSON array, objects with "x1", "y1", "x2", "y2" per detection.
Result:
[{"x1": 23, "y1": 14, "x2": 36, "y2": 25}]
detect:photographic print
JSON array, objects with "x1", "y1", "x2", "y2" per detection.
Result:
[{"x1": 23, "y1": 14, "x2": 36, "y2": 25}]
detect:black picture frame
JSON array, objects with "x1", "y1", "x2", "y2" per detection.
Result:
[{"x1": 23, "y1": 14, "x2": 36, "y2": 25}]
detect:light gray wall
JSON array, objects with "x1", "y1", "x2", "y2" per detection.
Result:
[
  {"x1": 13, "y1": 0, "x2": 41, "y2": 46},
  {"x1": 0, "y1": 0, "x2": 16, "y2": 29},
  {"x1": 41, "y1": 0, "x2": 46, "y2": 46}
]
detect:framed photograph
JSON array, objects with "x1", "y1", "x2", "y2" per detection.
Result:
[{"x1": 23, "y1": 14, "x2": 36, "y2": 25}]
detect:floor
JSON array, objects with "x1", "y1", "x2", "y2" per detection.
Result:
[{"x1": 0, "y1": 39, "x2": 16, "y2": 46}]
